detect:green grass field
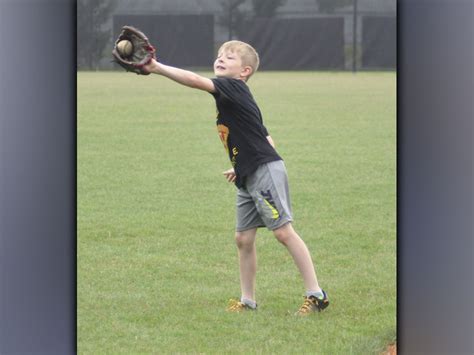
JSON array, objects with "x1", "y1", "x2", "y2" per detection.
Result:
[{"x1": 77, "y1": 71, "x2": 396, "y2": 354}]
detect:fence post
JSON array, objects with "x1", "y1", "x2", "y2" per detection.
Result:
[{"x1": 352, "y1": 0, "x2": 358, "y2": 73}]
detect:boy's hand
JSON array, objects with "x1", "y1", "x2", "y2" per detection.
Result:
[
  {"x1": 143, "y1": 59, "x2": 159, "y2": 74},
  {"x1": 222, "y1": 168, "x2": 236, "y2": 183}
]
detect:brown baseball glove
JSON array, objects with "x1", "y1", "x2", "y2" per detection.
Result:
[{"x1": 112, "y1": 26, "x2": 156, "y2": 75}]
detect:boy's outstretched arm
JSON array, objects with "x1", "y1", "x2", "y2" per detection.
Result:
[{"x1": 144, "y1": 59, "x2": 215, "y2": 93}]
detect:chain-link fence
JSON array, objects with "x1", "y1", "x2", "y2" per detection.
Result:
[{"x1": 77, "y1": 0, "x2": 396, "y2": 71}]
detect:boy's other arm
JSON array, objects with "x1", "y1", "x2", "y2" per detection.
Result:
[
  {"x1": 222, "y1": 168, "x2": 236, "y2": 183},
  {"x1": 145, "y1": 59, "x2": 215, "y2": 93},
  {"x1": 223, "y1": 136, "x2": 274, "y2": 184}
]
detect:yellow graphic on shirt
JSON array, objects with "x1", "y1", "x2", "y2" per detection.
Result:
[
  {"x1": 217, "y1": 123, "x2": 239, "y2": 167},
  {"x1": 217, "y1": 124, "x2": 229, "y2": 153}
]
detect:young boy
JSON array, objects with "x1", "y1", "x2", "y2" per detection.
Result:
[{"x1": 143, "y1": 41, "x2": 328, "y2": 315}]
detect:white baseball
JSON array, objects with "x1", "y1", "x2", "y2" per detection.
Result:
[{"x1": 117, "y1": 40, "x2": 133, "y2": 56}]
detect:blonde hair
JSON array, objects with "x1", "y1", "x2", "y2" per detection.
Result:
[{"x1": 218, "y1": 40, "x2": 260, "y2": 80}]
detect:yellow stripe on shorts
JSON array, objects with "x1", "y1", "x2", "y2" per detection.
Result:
[{"x1": 263, "y1": 199, "x2": 280, "y2": 219}]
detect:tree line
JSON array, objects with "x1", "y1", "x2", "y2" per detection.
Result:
[{"x1": 77, "y1": 0, "x2": 352, "y2": 70}]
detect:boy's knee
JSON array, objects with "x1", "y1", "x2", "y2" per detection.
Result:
[
  {"x1": 273, "y1": 223, "x2": 297, "y2": 245},
  {"x1": 273, "y1": 228, "x2": 292, "y2": 245},
  {"x1": 235, "y1": 231, "x2": 254, "y2": 249},
  {"x1": 271, "y1": 221, "x2": 298, "y2": 245}
]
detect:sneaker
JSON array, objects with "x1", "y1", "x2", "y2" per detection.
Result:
[
  {"x1": 295, "y1": 290, "x2": 329, "y2": 316},
  {"x1": 226, "y1": 299, "x2": 257, "y2": 312}
]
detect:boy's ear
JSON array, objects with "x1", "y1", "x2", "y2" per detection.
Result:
[{"x1": 241, "y1": 65, "x2": 253, "y2": 79}]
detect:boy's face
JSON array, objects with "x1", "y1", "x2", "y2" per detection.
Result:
[{"x1": 214, "y1": 49, "x2": 251, "y2": 80}]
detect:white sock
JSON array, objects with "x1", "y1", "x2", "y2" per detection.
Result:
[
  {"x1": 306, "y1": 290, "x2": 324, "y2": 299},
  {"x1": 240, "y1": 298, "x2": 257, "y2": 309}
]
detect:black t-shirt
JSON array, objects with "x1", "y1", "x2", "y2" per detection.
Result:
[{"x1": 211, "y1": 77, "x2": 282, "y2": 188}]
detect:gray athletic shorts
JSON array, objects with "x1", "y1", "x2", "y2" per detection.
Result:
[{"x1": 236, "y1": 160, "x2": 293, "y2": 232}]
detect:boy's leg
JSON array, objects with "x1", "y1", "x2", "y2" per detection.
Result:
[
  {"x1": 272, "y1": 222, "x2": 321, "y2": 293},
  {"x1": 235, "y1": 228, "x2": 258, "y2": 302}
]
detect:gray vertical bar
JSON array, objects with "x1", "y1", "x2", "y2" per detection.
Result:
[
  {"x1": 0, "y1": 0, "x2": 76, "y2": 353},
  {"x1": 399, "y1": 0, "x2": 474, "y2": 353}
]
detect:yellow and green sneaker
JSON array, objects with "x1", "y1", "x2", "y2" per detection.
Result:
[
  {"x1": 296, "y1": 290, "x2": 329, "y2": 316},
  {"x1": 226, "y1": 299, "x2": 257, "y2": 313}
]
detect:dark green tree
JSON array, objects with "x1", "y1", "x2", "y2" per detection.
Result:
[
  {"x1": 77, "y1": 0, "x2": 117, "y2": 69},
  {"x1": 316, "y1": 0, "x2": 353, "y2": 13},
  {"x1": 217, "y1": 0, "x2": 248, "y2": 40},
  {"x1": 251, "y1": 0, "x2": 287, "y2": 17},
  {"x1": 218, "y1": 0, "x2": 288, "y2": 41}
]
